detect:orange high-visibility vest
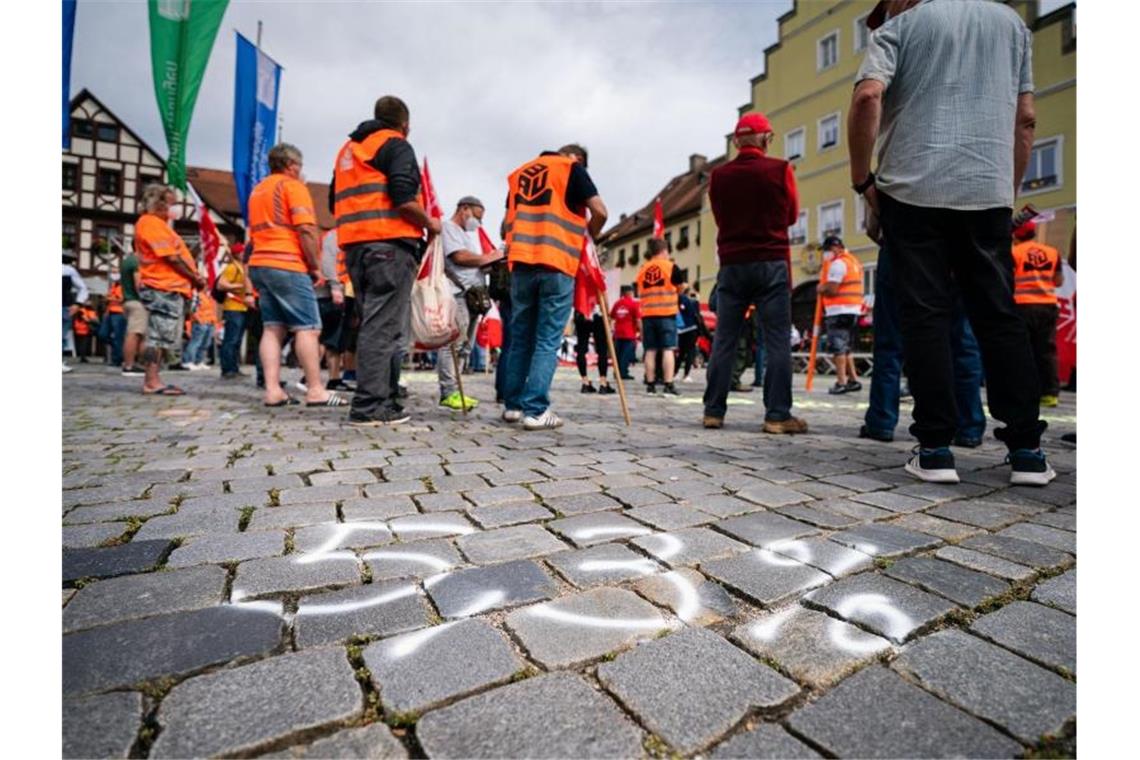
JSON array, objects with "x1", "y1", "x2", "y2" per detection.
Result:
[
  {"x1": 820, "y1": 250, "x2": 864, "y2": 310},
  {"x1": 1011, "y1": 240, "x2": 1060, "y2": 306},
  {"x1": 248, "y1": 174, "x2": 316, "y2": 273},
  {"x1": 107, "y1": 282, "x2": 124, "y2": 314},
  {"x1": 333, "y1": 129, "x2": 423, "y2": 245},
  {"x1": 636, "y1": 256, "x2": 679, "y2": 318},
  {"x1": 504, "y1": 154, "x2": 587, "y2": 278}
]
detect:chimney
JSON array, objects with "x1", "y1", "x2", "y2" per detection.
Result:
[
  {"x1": 620, "y1": 213, "x2": 627, "y2": 221},
  {"x1": 689, "y1": 153, "x2": 708, "y2": 173}
]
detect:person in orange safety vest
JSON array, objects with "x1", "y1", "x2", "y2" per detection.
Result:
[
  {"x1": 819, "y1": 235, "x2": 865, "y2": 395},
  {"x1": 635, "y1": 238, "x2": 685, "y2": 396},
  {"x1": 1011, "y1": 220, "x2": 1064, "y2": 406}
]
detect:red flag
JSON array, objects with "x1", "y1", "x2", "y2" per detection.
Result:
[
  {"x1": 198, "y1": 203, "x2": 221, "y2": 289},
  {"x1": 477, "y1": 226, "x2": 498, "y2": 255},
  {"x1": 653, "y1": 197, "x2": 665, "y2": 239},
  {"x1": 417, "y1": 157, "x2": 445, "y2": 280},
  {"x1": 574, "y1": 235, "x2": 607, "y2": 317}
]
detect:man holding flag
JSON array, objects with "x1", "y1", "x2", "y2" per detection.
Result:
[{"x1": 501, "y1": 145, "x2": 608, "y2": 431}]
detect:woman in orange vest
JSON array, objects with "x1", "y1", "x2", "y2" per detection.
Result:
[
  {"x1": 635, "y1": 238, "x2": 685, "y2": 395},
  {"x1": 1011, "y1": 221, "x2": 1064, "y2": 406},
  {"x1": 818, "y1": 236, "x2": 865, "y2": 394},
  {"x1": 104, "y1": 270, "x2": 127, "y2": 366}
]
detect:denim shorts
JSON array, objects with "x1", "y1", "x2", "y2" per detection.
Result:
[
  {"x1": 250, "y1": 267, "x2": 321, "y2": 331},
  {"x1": 642, "y1": 315, "x2": 678, "y2": 350},
  {"x1": 825, "y1": 313, "x2": 858, "y2": 354}
]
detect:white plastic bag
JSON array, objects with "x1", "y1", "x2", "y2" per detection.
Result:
[{"x1": 411, "y1": 235, "x2": 460, "y2": 349}]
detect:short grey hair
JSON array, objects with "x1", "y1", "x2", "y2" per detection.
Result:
[
  {"x1": 141, "y1": 183, "x2": 175, "y2": 213},
  {"x1": 268, "y1": 143, "x2": 303, "y2": 173}
]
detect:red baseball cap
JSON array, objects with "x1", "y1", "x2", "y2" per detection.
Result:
[
  {"x1": 1013, "y1": 220, "x2": 1036, "y2": 240},
  {"x1": 735, "y1": 112, "x2": 773, "y2": 137}
]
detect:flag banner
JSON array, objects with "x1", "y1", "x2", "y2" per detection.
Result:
[
  {"x1": 417, "y1": 158, "x2": 444, "y2": 280},
  {"x1": 232, "y1": 31, "x2": 282, "y2": 222},
  {"x1": 477, "y1": 226, "x2": 497, "y2": 255},
  {"x1": 1056, "y1": 260, "x2": 1076, "y2": 386},
  {"x1": 574, "y1": 235, "x2": 606, "y2": 317},
  {"x1": 653, "y1": 197, "x2": 665, "y2": 239},
  {"x1": 148, "y1": 0, "x2": 229, "y2": 189},
  {"x1": 198, "y1": 203, "x2": 222, "y2": 289},
  {"x1": 63, "y1": 0, "x2": 77, "y2": 149}
]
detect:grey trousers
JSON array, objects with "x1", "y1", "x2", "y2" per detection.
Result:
[
  {"x1": 437, "y1": 295, "x2": 472, "y2": 398},
  {"x1": 703, "y1": 260, "x2": 794, "y2": 421},
  {"x1": 345, "y1": 241, "x2": 417, "y2": 418}
]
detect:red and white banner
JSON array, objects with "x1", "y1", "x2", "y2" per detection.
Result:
[
  {"x1": 1055, "y1": 260, "x2": 1076, "y2": 385},
  {"x1": 574, "y1": 235, "x2": 606, "y2": 317},
  {"x1": 198, "y1": 203, "x2": 221, "y2": 289},
  {"x1": 653, "y1": 197, "x2": 665, "y2": 239}
]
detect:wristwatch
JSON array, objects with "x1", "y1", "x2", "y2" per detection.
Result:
[{"x1": 853, "y1": 172, "x2": 876, "y2": 195}]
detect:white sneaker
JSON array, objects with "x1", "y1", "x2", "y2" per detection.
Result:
[
  {"x1": 294, "y1": 380, "x2": 308, "y2": 393},
  {"x1": 62, "y1": 363, "x2": 73, "y2": 373},
  {"x1": 192, "y1": 363, "x2": 209, "y2": 371},
  {"x1": 502, "y1": 409, "x2": 523, "y2": 423},
  {"x1": 523, "y1": 409, "x2": 564, "y2": 430}
]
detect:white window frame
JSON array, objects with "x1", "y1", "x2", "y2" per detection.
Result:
[
  {"x1": 1020, "y1": 135, "x2": 1064, "y2": 197},
  {"x1": 818, "y1": 199, "x2": 845, "y2": 240},
  {"x1": 817, "y1": 111, "x2": 841, "y2": 153},
  {"x1": 862, "y1": 261, "x2": 877, "y2": 299},
  {"x1": 816, "y1": 29, "x2": 840, "y2": 72},
  {"x1": 789, "y1": 210, "x2": 809, "y2": 246},
  {"x1": 853, "y1": 193, "x2": 867, "y2": 234},
  {"x1": 853, "y1": 12, "x2": 871, "y2": 53},
  {"x1": 784, "y1": 127, "x2": 806, "y2": 161}
]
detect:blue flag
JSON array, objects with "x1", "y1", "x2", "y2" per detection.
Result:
[
  {"x1": 63, "y1": 0, "x2": 77, "y2": 149},
  {"x1": 232, "y1": 32, "x2": 282, "y2": 223}
]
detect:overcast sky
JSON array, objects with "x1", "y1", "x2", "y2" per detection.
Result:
[{"x1": 71, "y1": 0, "x2": 1069, "y2": 239}]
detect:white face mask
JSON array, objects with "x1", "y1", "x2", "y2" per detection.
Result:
[
  {"x1": 110, "y1": 274, "x2": 121, "y2": 282},
  {"x1": 464, "y1": 216, "x2": 480, "y2": 232}
]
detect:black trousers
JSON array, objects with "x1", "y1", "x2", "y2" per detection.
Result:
[
  {"x1": 346, "y1": 241, "x2": 417, "y2": 417},
  {"x1": 879, "y1": 192, "x2": 1044, "y2": 450},
  {"x1": 574, "y1": 312, "x2": 609, "y2": 378},
  {"x1": 678, "y1": 329, "x2": 698, "y2": 377},
  {"x1": 1019, "y1": 303, "x2": 1060, "y2": 397}
]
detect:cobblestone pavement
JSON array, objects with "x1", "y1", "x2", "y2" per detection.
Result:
[{"x1": 61, "y1": 362, "x2": 1077, "y2": 758}]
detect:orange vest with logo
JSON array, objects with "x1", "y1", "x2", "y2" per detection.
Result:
[
  {"x1": 636, "y1": 256, "x2": 679, "y2": 318},
  {"x1": 1011, "y1": 240, "x2": 1060, "y2": 306},
  {"x1": 73, "y1": 308, "x2": 94, "y2": 337},
  {"x1": 107, "y1": 282, "x2": 124, "y2": 314},
  {"x1": 504, "y1": 154, "x2": 587, "y2": 278},
  {"x1": 333, "y1": 129, "x2": 423, "y2": 245},
  {"x1": 248, "y1": 174, "x2": 315, "y2": 273},
  {"x1": 820, "y1": 250, "x2": 864, "y2": 310}
]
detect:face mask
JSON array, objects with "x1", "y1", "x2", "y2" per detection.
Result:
[
  {"x1": 464, "y1": 217, "x2": 480, "y2": 232},
  {"x1": 110, "y1": 274, "x2": 120, "y2": 282}
]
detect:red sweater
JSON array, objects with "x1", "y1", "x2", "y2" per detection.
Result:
[{"x1": 709, "y1": 147, "x2": 799, "y2": 265}]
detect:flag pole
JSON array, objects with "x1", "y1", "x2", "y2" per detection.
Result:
[
  {"x1": 451, "y1": 338, "x2": 470, "y2": 414},
  {"x1": 805, "y1": 253, "x2": 826, "y2": 392},
  {"x1": 596, "y1": 287, "x2": 632, "y2": 427}
]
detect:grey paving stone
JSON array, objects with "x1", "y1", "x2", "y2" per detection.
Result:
[
  {"x1": 363, "y1": 481, "x2": 428, "y2": 499},
  {"x1": 632, "y1": 568, "x2": 739, "y2": 626},
  {"x1": 547, "y1": 512, "x2": 654, "y2": 547},
  {"x1": 268, "y1": 723, "x2": 408, "y2": 758},
  {"x1": 803, "y1": 572, "x2": 959, "y2": 644},
  {"x1": 546, "y1": 492, "x2": 626, "y2": 515},
  {"x1": 851, "y1": 490, "x2": 934, "y2": 513},
  {"x1": 715, "y1": 512, "x2": 820, "y2": 548},
  {"x1": 482, "y1": 468, "x2": 546, "y2": 486},
  {"x1": 890, "y1": 481, "x2": 992, "y2": 502},
  {"x1": 278, "y1": 484, "x2": 361, "y2": 505},
  {"x1": 928, "y1": 500, "x2": 1026, "y2": 529},
  {"x1": 632, "y1": 527, "x2": 750, "y2": 568},
  {"x1": 417, "y1": 673, "x2": 643, "y2": 759},
  {"x1": 971, "y1": 601, "x2": 1077, "y2": 673},
  {"x1": 733, "y1": 606, "x2": 892, "y2": 688},
  {"x1": 819, "y1": 473, "x2": 894, "y2": 492},
  {"x1": 62, "y1": 539, "x2": 172, "y2": 582},
  {"x1": 774, "y1": 503, "x2": 862, "y2": 529},
  {"x1": 1032, "y1": 568, "x2": 1076, "y2": 614},
  {"x1": 786, "y1": 666, "x2": 1021, "y2": 758},
  {"x1": 62, "y1": 605, "x2": 283, "y2": 695},
  {"x1": 935, "y1": 546, "x2": 1037, "y2": 582},
  {"x1": 626, "y1": 502, "x2": 714, "y2": 530},
  {"x1": 364, "y1": 539, "x2": 464, "y2": 581},
  {"x1": 960, "y1": 533, "x2": 1074, "y2": 570},
  {"x1": 293, "y1": 521, "x2": 393, "y2": 554},
  {"x1": 765, "y1": 537, "x2": 874, "y2": 578},
  {"x1": 683, "y1": 494, "x2": 760, "y2": 518},
  {"x1": 456, "y1": 523, "x2": 569, "y2": 564},
  {"x1": 132, "y1": 504, "x2": 242, "y2": 540},
  {"x1": 428, "y1": 559, "x2": 559, "y2": 618},
  {"x1": 295, "y1": 580, "x2": 430, "y2": 648},
  {"x1": 63, "y1": 498, "x2": 175, "y2": 525},
  {"x1": 227, "y1": 473, "x2": 304, "y2": 494},
  {"x1": 813, "y1": 497, "x2": 895, "y2": 522},
  {"x1": 997, "y1": 522, "x2": 1077, "y2": 554},
  {"x1": 531, "y1": 478, "x2": 602, "y2": 499},
  {"x1": 63, "y1": 482, "x2": 151, "y2": 507},
  {"x1": 307, "y1": 468, "x2": 379, "y2": 486},
  {"x1": 62, "y1": 522, "x2": 128, "y2": 548},
  {"x1": 606, "y1": 486, "x2": 670, "y2": 508},
  {"x1": 388, "y1": 511, "x2": 475, "y2": 540},
  {"x1": 167, "y1": 530, "x2": 285, "y2": 568},
  {"x1": 597, "y1": 628, "x2": 800, "y2": 754},
  {"x1": 463, "y1": 485, "x2": 534, "y2": 507},
  {"x1": 63, "y1": 692, "x2": 144, "y2": 759},
  {"x1": 711, "y1": 724, "x2": 821, "y2": 759},
  {"x1": 885, "y1": 556, "x2": 1011, "y2": 608},
  {"x1": 467, "y1": 502, "x2": 555, "y2": 529},
  {"x1": 152, "y1": 647, "x2": 360, "y2": 758},
  {"x1": 1028, "y1": 510, "x2": 1076, "y2": 532},
  {"x1": 893, "y1": 629, "x2": 1075, "y2": 743},
  {"x1": 64, "y1": 565, "x2": 227, "y2": 632},
  {"x1": 414, "y1": 492, "x2": 469, "y2": 512},
  {"x1": 341, "y1": 495, "x2": 418, "y2": 521},
  {"x1": 232, "y1": 554, "x2": 360, "y2": 599},
  {"x1": 247, "y1": 504, "x2": 338, "y2": 531},
  {"x1": 507, "y1": 588, "x2": 668, "y2": 668},
  {"x1": 547, "y1": 543, "x2": 662, "y2": 588},
  {"x1": 827, "y1": 523, "x2": 941, "y2": 557},
  {"x1": 735, "y1": 482, "x2": 813, "y2": 508},
  {"x1": 364, "y1": 618, "x2": 523, "y2": 714},
  {"x1": 886, "y1": 513, "x2": 983, "y2": 542},
  {"x1": 704, "y1": 548, "x2": 832, "y2": 606}
]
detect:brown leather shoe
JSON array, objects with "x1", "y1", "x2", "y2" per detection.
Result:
[
  {"x1": 762, "y1": 416, "x2": 808, "y2": 434},
  {"x1": 703, "y1": 416, "x2": 724, "y2": 429}
]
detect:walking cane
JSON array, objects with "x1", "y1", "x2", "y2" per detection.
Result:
[
  {"x1": 805, "y1": 255, "x2": 827, "y2": 392},
  {"x1": 596, "y1": 288, "x2": 632, "y2": 427},
  {"x1": 450, "y1": 337, "x2": 470, "y2": 414}
]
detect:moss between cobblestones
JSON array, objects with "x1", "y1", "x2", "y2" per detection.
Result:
[
  {"x1": 268, "y1": 488, "x2": 281, "y2": 506},
  {"x1": 873, "y1": 557, "x2": 895, "y2": 570},
  {"x1": 384, "y1": 711, "x2": 419, "y2": 728},
  {"x1": 238, "y1": 507, "x2": 255, "y2": 532},
  {"x1": 509, "y1": 666, "x2": 540, "y2": 682},
  {"x1": 99, "y1": 516, "x2": 146, "y2": 547},
  {"x1": 71, "y1": 576, "x2": 97, "y2": 590},
  {"x1": 1024, "y1": 733, "x2": 1076, "y2": 758},
  {"x1": 643, "y1": 733, "x2": 681, "y2": 759},
  {"x1": 284, "y1": 529, "x2": 295, "y2": 554},
  {"x1": 345, "y1": 643, "x2": 384, "y2": 726}
]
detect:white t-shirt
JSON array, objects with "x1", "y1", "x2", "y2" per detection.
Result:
[
  {"x1": 441, "y1": 220, "x2": 485, "y2": 294},
  {"x1": 824, "y1": 256, "x2": 862, "y2": 317}
]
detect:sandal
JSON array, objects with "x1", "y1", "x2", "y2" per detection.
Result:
[
  {"x1": 143, "y1": 385, "x2": 185, "y2": 396},
  {"x1": 264, "y1": 396, "x2": 300, "y2": 407},
  {"x1": 307, "y1": 393, "x2": 349, "y2": 407}
]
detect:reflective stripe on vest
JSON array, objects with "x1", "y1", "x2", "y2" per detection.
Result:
[
  {"x1": 820, "y1": 251, "x2": 864, "y2": 309},
  {"x1": 333, "y1": 130, "x2": 423, "y2": 245},
  {"x1": 637, "y1": 257, "x2": 678, "y2": 317},
  {"x1": 504, "y1": 154, "x2": 586, "y2": 278},
  {"x1": 1012, "y1": 241, "x2": 1059, "y2": 305}
]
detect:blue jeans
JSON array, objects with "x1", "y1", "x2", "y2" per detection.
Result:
[
  {"x1": 503, "y1": 265, "x2": 574, "y2": 417},
  {"x1": 182, "y1": 323, "x2": 215, "y2": 365},
  {"x1": 495, "y1": 299, "x2": 513, "y2": 402},
  {"x1": 220, "y1": 310, "x2": 247, "y2": 375},
  {"x1": 615, "y1": 338, "x2": 636, "y2": 379},
  {"x1": 865, "y1": 244, "x2": 986, "y2": 441},
  {"x1": 753, "y1": 311, "x2": 766, "y2": 385},
  {"x1": 470, "y1": 342, "x2": 486, "y2": 372},
  {"x1": 107, "y1": 313, "x2": 126, "y2": 365},
  {"x1": 63, "y1": 307, "x2": 74, "y2": 353}
]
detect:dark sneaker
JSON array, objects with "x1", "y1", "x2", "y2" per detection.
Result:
[
  {"x1": 327, "y1": 378, "x2": 356, "y2": 392},
  {"x1": 662, "y1": 383, "x2": 681, "y2": 397},
  {"x1": 581, "y1": 382, "x2": 597, "y2": 394},
  {"x1": 905, "y1": 446, "x2": 960, "y2": 484},
  {"x1": 845, "y1": 379, "x2": 863, "y2": 392},
  {"x1": 1007, "y1": 448, "x2": 1057, "y2": 486},
  {"x1": 953, "y1": 435, "x2": 983, "y2": 448},
  {"x1": 828, "y1": 382, "x2": 849, "y2": 395},
  {"x1": 348, "y1": 409, "x2": 411, "y2": 427},
  {"x1": 731, "y1": 383, "x2": 753, "y2": 393},
  {"x1": 646, "y1": 383, "x2": 657, "y2": 395},
  {"x1": 598, "y1": 384, "x2": 616, "y2": 395},
  {"x1": 168, "y1": 363, "x2": 188, "y2": 371},
  {"x1": 859, "y1": 425, "x2": 893, "y2": 443},
  {"x1": 1060, "y1": 432, "x2": 1076, "y2": 447},
  {"x1": 121, "y1": 366, "x2": 144, "y2": 376}
]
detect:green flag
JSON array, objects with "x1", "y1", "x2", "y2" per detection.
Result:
[{"x1": 148, "y1": 0, "x2": 229, "y2": 189}]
